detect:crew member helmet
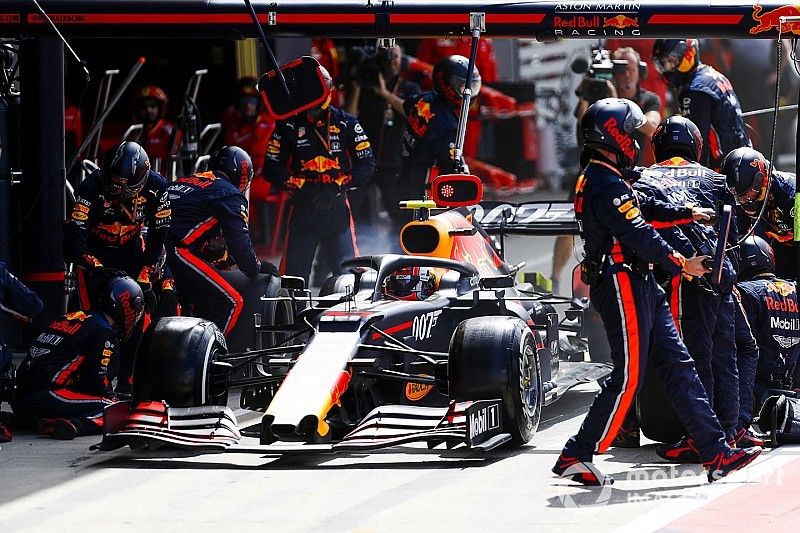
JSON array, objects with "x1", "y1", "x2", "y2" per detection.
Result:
[
  {"x1": 652, "y1": 115, "x2": 703, "y2": 162},
  {"x1": 101, "y1": 141, "x2": 151, "y2": 198},
  {"x1": 432, "y1": 55, "x2": 481, "y2": 108},
  {"x1": 133, "y1": 84, "x2": 168, "y2": 115},
  {"x1": 652, "y1": 39, "x2": 699, "y2": 87},
  {"x1": 210, "y1": 146, "x2": 254, "y2": 192},
  {"x1": 383, "y1": 267, "x2": 440, "y2": 301},
  {"x1": 580, "y1": 98, "x2": 645, "y2": 169},
  {"x1": 721, "y1": 147, "x2": 770, "y2": 216},
  {"x1": 102, "y1": 275, "x2": 145, "y2": 340},
  {"x1": 738, "y1": 235, "x2": 775, "y2": 280}
]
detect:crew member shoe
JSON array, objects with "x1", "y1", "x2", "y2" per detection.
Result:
[
  {"x1": 704, "y1": 446, "x2": 762, "y2": 483},
  {"x1": 610, "y1": 426, "x2": 640, "y2": 448},
  {"x1": 552, "y1": 453, "x2": 614, "y2": 486},
  {"x1": 656, "y1": 436, "x2": 702, "y2": 464},
  {"x1": 0, "y1": 422, "x2": 11, "y2": 443},
  {"x1": 38, "y1": 418, "x2": 78, "y2": 440},
  {"x1": 734, "y1": 427, "x2": 766, "y2": 448}
]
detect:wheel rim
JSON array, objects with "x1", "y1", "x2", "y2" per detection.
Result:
[{"x1": 520, "y1": 341, "x2": 541, "y2": 420}]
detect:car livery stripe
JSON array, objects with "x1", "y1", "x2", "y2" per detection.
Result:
[
  {"x1": 647, "y1": 14, "x2": 744, "y2": 25},
  {"x1": 371, "y1": 320, "x2": 412, "y2": 340}
]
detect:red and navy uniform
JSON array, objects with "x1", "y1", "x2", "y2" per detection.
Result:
[
  {"x1": 565, "y1": 160, "x2": 727, "y2": 461},
  {"x1": 399, "y1": 92, "x2": 459, "y2": 213},
  {"x1": 635, "y1": 157, "x2": 740, "y2": 439},
  {"x1": 63, "y1": 170, "x2": 171, "y2": 295},
  {"x1": 264, "y1": 106, "x2": 375, "y2": 283},
  {"x1": 677, "y1": 64, "x2": 750, "y2": 169},
  {"x1": 63, "y1": 170, "x2": 170, "y2": 389},
  {"x1": 13, "y1": 311, "x2": 119, "y2": 435},
  {"x1": 739, "y1": 170, "x2": 797, "y2": 281},
  {"x1": 732, "y1": 287, "x2": 760, "y2": 429},
  {"x1": 166, "y1": 171, "x2": 263, "y2": 335},
  {"x1": 738, "y1": 277, "x2": 800, "y2": 416}
]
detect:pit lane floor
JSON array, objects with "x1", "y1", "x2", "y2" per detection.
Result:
[{"x1": 1, "y1": 384, "x2": 798, "y2": 532}]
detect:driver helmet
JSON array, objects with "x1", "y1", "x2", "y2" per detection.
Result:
[{"x1": 383, "y1": 267, "x2": 440, "y2": 301}]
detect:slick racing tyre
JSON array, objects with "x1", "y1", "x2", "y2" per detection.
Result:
[
  {"x1": 134, "y1": 317, "x2": 230, "y2": 407},
  {"x1": 637, "y1": 362, "x2": 685, "y2": 443},
  {"x1": 449, "y1": 317, "x2": 542, "y2": 445}
]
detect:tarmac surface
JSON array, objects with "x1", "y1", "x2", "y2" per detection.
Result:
[{"x1": 1, "y1": 384, "x2": 799, "y2": 532}]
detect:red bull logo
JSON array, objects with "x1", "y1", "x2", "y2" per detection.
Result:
[
  {"x1": 750, "y1": 157, "x2": 768, "y2": 180},
  {"x1": 751, "y1": 4, "x2": 800, "y2": 35},
  {"x1": 603, "y1": 15, "x2": 638, "y2": 29},
  {"x1": 300, "y1": 156, "x2": 340, "y2": 173},
  {"x1": 602, "y1": 116, "x2": 637, "y2": 162},
  {"x1": 415, "y1": 99, "x2": 435, "y2": 122}
]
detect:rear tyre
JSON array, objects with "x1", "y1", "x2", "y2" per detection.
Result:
[
  {"x1": 134, "y1": 316, "x2": 229, "y2": 407},
  {"x1": 449, "y1": 317, "x2": 542, "y2": 445}
]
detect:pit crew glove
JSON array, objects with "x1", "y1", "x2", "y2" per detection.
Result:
[
  {"x1": 136, "y1": 266, "x2": 157, "y2": 312},
  {"x1": 155, "y1": 279, "x2": 180, "y2": 317}
]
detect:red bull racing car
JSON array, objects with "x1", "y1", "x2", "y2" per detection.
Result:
[{"x1": 100, "y1": 175, "x2": 610, "y2": 455}]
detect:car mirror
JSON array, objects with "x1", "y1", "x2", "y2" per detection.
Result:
[
  {"x1": 430, "y1": 173, "x2": 483, "y2": 208},
  {"x1": 280, "y1": 275, "x2": 305, "y2": 291},
  {"x1": 258, "y1": 56, "x2": 330, "y2": 120},
  {"x1": 480, "y1": 276, "x2": 514, "y2": 289}
]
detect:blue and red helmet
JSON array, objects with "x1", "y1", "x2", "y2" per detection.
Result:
[
  {"x1": 652, "y1": 115, "x2": 703, "y2": 162},
  {"x1": 101, "y1": 141, "x2": 151, "y2": 198},
  {"x1": 103, "y1": 275, "x2": 145, "y2": 340},
  {"x1": 721, "y1": 147, "x2": 770, "y2": 215},
  {"x1": 580, "y1": 98, "x2": 645, "y2": 169},
  {"x1": 432, "y1": 55, "x2": 481, "y2": 108},
  {"x1": 210, "y1": 146, "x2": 254, "y2": 192},
  {"x1": 738, "y1": 235, "x2": 775, "y2": 280},
  {"x1": 652, "y1": 39, "x2": 699, "y2": 87}
]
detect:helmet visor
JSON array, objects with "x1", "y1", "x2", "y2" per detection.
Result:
[
  {"x1": 654, "y1": 53, "x2": 680, "y2": 74},
  {"x1": 451, "y1": 76, "x2": 482, "y2": 99}
]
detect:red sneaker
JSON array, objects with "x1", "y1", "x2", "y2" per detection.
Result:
[
  {"x1": 734, "y1": 427, "x2": 766, "y2": 448},
  {"x1": 705, "y1": 446, "x2": 762, "y2": 482},
  {"x1": 38, "y1": 418, "x2": 78, "y2": 440},
  {"x1": 656, "y1": 436, "x2": 702, "y2": 464},
  {"x1": 0, "y1": 422, "x2": 11, "y2": 443},
  {"x1": 552, "y1": 453, "x2": 614, "y2": 486}
]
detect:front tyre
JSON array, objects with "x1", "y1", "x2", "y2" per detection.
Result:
[
  {"x1": 449, "y1": 317, "x2": 542, "y2": 445},
  {"x1": 133, "y1": 317, "x2": 229, "y2": 407}
]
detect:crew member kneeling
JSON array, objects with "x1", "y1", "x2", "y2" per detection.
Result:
[{"x1": 13, "y1": 275, "x2": 144, "y2": 440}]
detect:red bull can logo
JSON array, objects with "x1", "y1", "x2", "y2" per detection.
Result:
[
  {"x1": 751, "y1": 4, "x2": 800, "y2": 35},
  {"x1": 300, "y1": 156, "x2": 340, "y2": 173},
  {"x1": 603, "y1": 15, "x2": 638, "y2": 28}
]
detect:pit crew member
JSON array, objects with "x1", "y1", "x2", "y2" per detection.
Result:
[
  {"x1": 63, "y1": 140, "x2": 170, "y2": 390},
  {"x1": 166, "y1": 146, "x2": 279, "y2": 335},
  {"x1": 721, "y1": 146, "x2": 797, "y2": 281},
  {"x1": 553, "y1": 98, "x2": 761, "y2": 486},
  {"x1": 129, "y1": 84, "x2": 181, "y2": 165},
  {"x1": 12, "y1": 275, "x2": 143, "y2": 440},
  {"x1": 652, "y1": 39, "x2": 750, "y2": 169},
  {"x1": 264, "y1": 66, "x2": 375, "y2": 284}
]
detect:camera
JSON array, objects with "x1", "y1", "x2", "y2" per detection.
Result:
[{"x1": 571, "y1": 46, "x2": 615, "y2": 104}]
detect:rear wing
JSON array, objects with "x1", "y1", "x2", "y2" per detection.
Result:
[{"x1": 471, "y1": 201, "x2": 579, "y2": 236}]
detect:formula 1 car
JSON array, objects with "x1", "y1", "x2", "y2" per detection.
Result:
[{"x1": 100, "y1": 174, "x2": 611, "y2": 454}]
